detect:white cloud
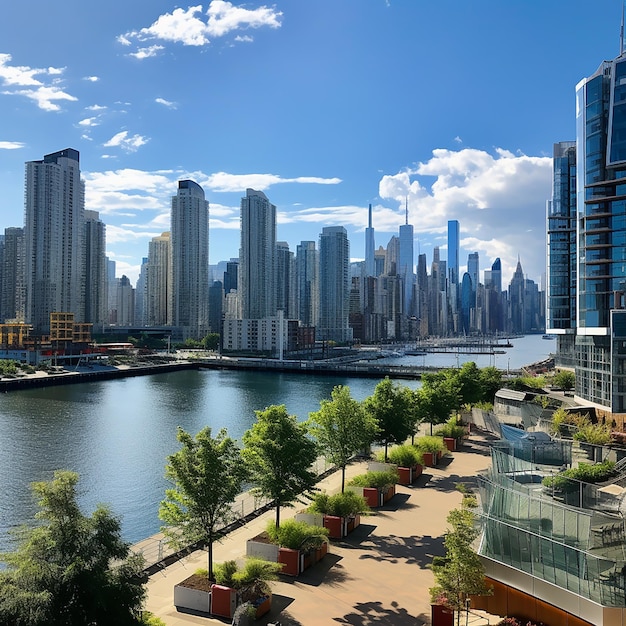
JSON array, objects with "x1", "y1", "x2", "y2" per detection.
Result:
[
  {"x1": 378, "y1": 146, "x2": 552, "y2": 283},
  {"x1": 103, "y1": 130, "x2": 149, "y2": 152},
  {"x1": 128, "y1": 45, "x2": 164, "y2": 60},
  {"x1": 204, "y1": 172, "x2": 342, "y2": 193},
  {"x1": 234, "y1": 35, "x2": 253, "y2": 43},
  {"x1": 119, "y1": 1, "x2": 282, "y2": 55},
  {"x1": 78, "y1": 117, "x2": 99, "y2": 127},
  {"x1": 0, "y1": 141, "x2": 25, "y2": 150},
  {"x1": 11, "y1": 85, "x2": 77, "y2": 111},
  {"x1": 86, "y1": 104, "x2": 107, "y2": 111},
  {"x1": 83, "y1": 75, "x2": 99, "y2": 82},
  {"x1": 155, "y1": 97, "x2": 177, "y2": 108},
  {"x1": 0, "y1": 53, "x2": 76, "y2": 111}
]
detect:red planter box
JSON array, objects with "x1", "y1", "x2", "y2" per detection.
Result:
[
  {"x1": 210, "y1": 584, "x2": 237, "y2": 619},
  {"x1": 397, "y1": 464, "x2": 423, "y2": 484},
  {"x1": 422, "y1": 451, "x2": 434, "y2": 466},
  {"x1": 431, "y1": 604, "x2": 454, "y2": 626},
  {"x1": 278, "y1": 547, "x2": 300, "y2": 576},
  {"x1": 443, "y1": 437, "x2": 456, "y2": 452}
]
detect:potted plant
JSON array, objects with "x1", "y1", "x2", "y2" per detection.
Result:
[
  {"x1": 415, "y1": 435, "x2": 446, "y2": 466},
  {"x1": 435, "y1": 416, "x2": 468, "y2": 451},
  {"x1": 376, "y1": 444, "x2": 424, "y2": 484},
  {"x1": 246, "y1": 519, "x2": 330, "y2": 577},
  {"x1": 347, "y1": 469, "x2": 399, "y2": 507},
  {"x1": 305, "y1": 491, "x2": 369, "y2": 538},
  {"x1": 211, "y1": 558, "x2": 282, "y2": 620}
]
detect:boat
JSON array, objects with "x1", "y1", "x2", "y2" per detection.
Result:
[{"x1": 542, "y1": 334, "x2": 556, "y2": 340}]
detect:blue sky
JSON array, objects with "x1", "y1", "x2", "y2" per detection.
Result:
[{"x1": 0, "y1": 1, "x2": 621, "y2": 287}]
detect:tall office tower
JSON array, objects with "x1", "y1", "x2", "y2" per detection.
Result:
[
  {"x1": 384, "y1": 236, "x2": 400, "y2": 276},
  {"x1": 171, "y1": 180, "x2": 209, "y2": 339},
  {"x1": 83, "y1": 210, "x2": 107, "y2": 331},
  {"x1": 239, "y1": 188, "x2": 277, "y2": 319},
  {"x1": 276, "y1": 241, "x2": 294, "y2": 318},
  {"x1": 135, "y1": 257, "x2": 148, "y2": 327},
  {"x1": 24, "y1": 148, "x2": 85, "y2": 334},
  {"x1": 106, "y1": 258, "x2": 116, "y2": 324},
  {"x1": 574, "y1": 32, "x2": 626, "y2": 412},
  {"x1": 374, "y1": 246, "x2": 386, "y2": 277},
  {"x1": 508, "y1": 258, "x2": 525, "y2": 334},
  {"x1": 146, "y1": 232, "x2": 172, "y2": 327},
  {"x1": 467, "y1": 252, "x2": 479, "y2": 292},
  {"x1": 296, "y1": 241, "x2": 318, "y2": 327},
  {"x1": 398, "y1": 199, "x2": 415, "y2": 317},
  {"x1": 208, "y1": 281, "x2": 223, "y2": 334},
  {"x1": 460, "y1": 272, "x2": 473, "y2": 334},
  {"x1": 547, "y1": 141, "x2": 577, "y2": 367},
  {"x1": 318, "y1": 226, "x2": 352, "y2": 342},
  {"x1": 484, "y1": 257, "x2": 503, "y2": 333},
  {"x1": 115, "y1": 275, "x2": 135, "y2": 326},
  {"x1": 224, "y1": 259, "x2": 239, "y2": 295},
  {"x1": 447, "y1": 220, "x2": 460, "y2": 287},
  {"x1": 416, "y1": 253, "x2": 429, "y2": 337},
  {"x1": 429, "y1": 247, "x2": 448, "y2": 336},
  {"x1": 1, "y1": 227, "x2": 24, "y2": 322},
  {"x1": 365, "y1": 203, "x2": 375, "y2": 277}
]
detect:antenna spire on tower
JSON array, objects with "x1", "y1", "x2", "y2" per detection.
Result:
[
  {"x1": 368, "y1": 203, "x2": 372, "y2": 228},
  {"x1": 405, "y1": 196, "x2": 409, "y2": 225},
  {"x1": 621, "y1": 0, "x2": 625, "y2": 56}
]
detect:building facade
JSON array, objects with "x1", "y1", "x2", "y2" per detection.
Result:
[
  {"x1": 24, "y1": 148, "x2": 85, "y2": 334},
  {"x1": 171, "y1": 180, "x2": 209, "y2": 340}
]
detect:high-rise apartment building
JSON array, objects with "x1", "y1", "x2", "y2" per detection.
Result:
[
  {"x1": 1, "y1": 227, "x2": 24, "y2": 323},
  {"x1": 146, "y1": 232, "x2": 172, "y2": 327},
  {"x1": 447, "y1": 220, "x2": 460, "y2": 287},
  {"x1": 276, "y1": 241, "x2": 295, "y2": 318},
  {"x1": 83, "y1": 210, "x2": 107, "y2": 331},
  {"x1": 547, "y1": 141, "x2": 577, "y2": 367},
  {"x1": 24, "y1": 148, "x2": 85, "y2": 334},
  {"x1": 365, "y1": 203, "x2": 376, "y2": 277},
  {"x1": 296, "y1": 241, "x2": 318, "y2": 327},
  {"x1": 239, "y1": 189, "x2": 277, "y2": 319},
  {"x1": 171, "y1": 180, "x2": 209, "y2": 339},
  {"x1": 318, "y1": 226, "x2": 352, "y2": 343}
]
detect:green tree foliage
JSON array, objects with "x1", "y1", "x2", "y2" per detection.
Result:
[
  {"x1": 308, "y1": 385, "x2": 378, "y2": 492},
  {"x1": 242, "y1": 405, "x2": 318, "y2": 529},
  {"x1": 364, "y1": 377, "x2": 414, "y2": 461},
  {"x1": 159, "y1": 426, "x2": 247, "y2": 581},
  {"x1": 417, "y1": 375, "x2": 461, "y2": 434},
  {"x1": 0, "y1": 470, "x2": 146, "y2": 626},
  {"x1": 201, "y1": 333, "x2": 220, "y2": 350},
  {"x1": 553, "y1": 369, "x2": 575, "y2": 391},
  {"x1": 430, "y1": 506, "x2": 491, "y2": 623}
]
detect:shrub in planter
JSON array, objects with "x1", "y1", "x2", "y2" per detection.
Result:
[
  {"x1": 308, "y1": 490, "x2": 370, "y2": 518},
  {"x1": 347, "y1": 469, "x2": 399, "y2": 490},
  {"x1": 265, "y1": 519, "x2": 329, "y2": 551},
  {"x1": 542, "y1": 460, "x2": 616, "y2": 493},
  {"x1": 382, "y1": 444, "x2": 423, "y2": 468},
  {"x1": 434, "y1": 416, "x2": 467, "y2": 440},
  {"x1": 415, "y1": 435, "x2": 446, "y2": 455}
]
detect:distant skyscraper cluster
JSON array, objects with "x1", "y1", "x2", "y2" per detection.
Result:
[{"x1": 0, "y1": 146, "x2": 545, "y2": 352}]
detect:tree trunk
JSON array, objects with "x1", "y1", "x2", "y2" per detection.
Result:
[
  {"x1": 275, "y1": 504, "x2": 281, "y2": 529},
  {"x1": 384, "y1": 441, "x2": 388, "y2": 462},
  {"x1": 208, "y1": 532, "x2": 214, "y2": 581},
  {"x1": 341, "y1": 465, "x2": 346, "y2": 493}
]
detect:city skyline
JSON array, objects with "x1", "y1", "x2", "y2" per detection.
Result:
[{"x1": 0, "y1": 1, "x2": 622, "y2": 285}]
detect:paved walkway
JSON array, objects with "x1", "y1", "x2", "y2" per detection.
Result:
[{"x1": 145, "y1": 432, "x2": 500, "y2": 625}]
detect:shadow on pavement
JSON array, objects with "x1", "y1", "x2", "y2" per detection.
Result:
[
  {"x1": 332, "y1": 601, "x2": 428, "y2": 625},
  {"x1": 261, "y1": 594, "x2": 299, "y2": 625},
  {"x1": 427, "y1": 472, "x2": 480, "y2": 493},
  {"x1": 289, "y1": 553, "x2": 348, "y2": 588},
  {"x1": 358, "y1": 533, "x2": 445, "y2": 567},
  {"x1": 338, "y1": 523, "x2": 377, "y2": 546},
  {"x1": 377, "y1": 492, "x2": 418, "y2": 512}
]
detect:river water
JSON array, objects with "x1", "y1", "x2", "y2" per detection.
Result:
[{"x1": 0, "y1": 334, "x2": 553, "y2": 549}]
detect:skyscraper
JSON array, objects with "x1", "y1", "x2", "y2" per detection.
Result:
[
  {"x1": 318, "y1": 226, "x2": 352, "y2": 343},
  {"x1": 467, "y1": 252, "x2": 479, "y2": 294},
  {"x1": 24, "y1": 148, "x2": 85, "y2": 334},
  {"x1": 171, "y1": 180, "x2": 209, "y2": 339},
  {"x1": 398, "y1": 199, "x2": 415, "y2": 317},
  {"x1": 296, "y1": 241, "x2": 318, "y2": 327},
  {"x1": 365, "y1": 203, "x2": 375, "y2": 277},
  {"x1": 83, "y1": 210, "x2": 107, "y2": 330},
  {"x1": 1, "y1": 227, "x2": 24, "y2": 323},
  {"x1": 276, "y1": 241, "x2": 295, "y2": 318},
  {"x1": 572, "y1": 31, "x2": 626, "y2": 412},
  {"x1": 146, "y1": 232, "x2": 172, "y2": 327},
  {"x1": 447, "y1": 220, "x2": 460, "y2": 287},
  {"x1": 239, "y1": 188, "x2": 277, "y2": 319}
]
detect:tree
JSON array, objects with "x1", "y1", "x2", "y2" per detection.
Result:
[
  {"x1": 201, "y1": 333, "x2": 220, "y2": 351},
  {"x1": 418, "y1": 374, "x2": 461, "y2": 434},
  {"x1": 159, "y1": 426, "x2": 247, "y2": 581},
  {"x1": 242, "y1": 405, "x2": 318, "y2": 529},
  {"x1": 308, "y1": 385, "x2": 378, "y2": 492},
  {"x1": 364, "y1": 377, "x2": 414, "y2": 461},
  {"x1": 0, "y1": 470, "x2": 146, "y2": 626},
  {"x1": 553, "y1": 369, "x2": 575, "y2": 391},
  {"x1": 478, "y1": 365, "x2": 503, "y2": 403},
  {"x1": 430, "y1": 504, "x2": 491, "y2": 625}
]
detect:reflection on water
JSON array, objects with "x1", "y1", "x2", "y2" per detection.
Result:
[{"x1": 0, "y1": 335, "x2": 547, "y2": 547}]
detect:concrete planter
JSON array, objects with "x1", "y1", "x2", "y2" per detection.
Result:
[{"x1": 174, "y1": 578, "x2": 211, "y2": 615}]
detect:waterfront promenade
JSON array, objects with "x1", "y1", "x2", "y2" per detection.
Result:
[{"x1": 143, "y1": 428, "x2": 499, "y2": 625}]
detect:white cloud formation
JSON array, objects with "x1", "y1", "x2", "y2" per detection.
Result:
[
  {"x1": 377, "y1": 147, "x2": 552, "y2": 283},
  {"x1": 86, "y1": 104, "x2": 107, "y2": 111},
  {"x1": 0, "y1": 53, "x2": 76, "y2": 111},
  {"x1": 83, "y1": 75, "x2": 99, "y2": 82},
  {"x1": 155, "y1": 97, "x2": 177, "y2": 108},
  {"x1": 103, "y1": 130, "x2": 149, "y2": 152},
  {"x1": 0, "y1": 141, "x2": 25, "y2": 149},
  {"x1": 119, "y1": 1, "x2": 282, "y2": 55},
  {"x1": 204, "y1": 172, "x2": 342, "y2": 193},
  {"x1": 78, "y1": 117, "x2": 99, "y2": 127}
]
